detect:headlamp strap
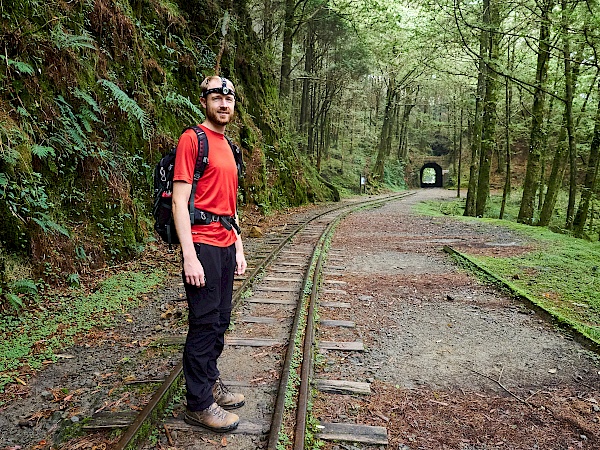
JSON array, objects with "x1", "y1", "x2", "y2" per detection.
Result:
[{"x1": 203, "y1": 77, "x2": 234, "y2": 98}]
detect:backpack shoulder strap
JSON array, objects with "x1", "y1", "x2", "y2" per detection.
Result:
[
  {"x1": 225, "y1": 136, "x2": 243, "y2": 176},
  {"x1": 186, "y1": 125, "x2": 209, "y2": 180},
  {"x1": 184, "y1": 125, "x2": 208, "y2": 225}
]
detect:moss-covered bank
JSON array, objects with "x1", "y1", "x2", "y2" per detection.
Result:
[{"x1": 0, "y1": 0, "x2": 336, "y2": 297}]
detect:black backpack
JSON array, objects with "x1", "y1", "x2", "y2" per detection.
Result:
[{"x1": 152, "y1": 125, "x2": 243, "y2": 245}]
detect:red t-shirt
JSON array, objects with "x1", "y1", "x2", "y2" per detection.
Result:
[{"x1": 173, "y1": 125, "x2": 238, "y2": 247}]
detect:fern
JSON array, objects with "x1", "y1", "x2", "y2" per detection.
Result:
[
  {"x1": 98, "y1": 79, "x2": 154, "y2": 140},
  {"x1": 57, "y1": 95, "x2": 87, "y2": 143},
  {"x1": 51, "y1": 25, "x2": 96, "y2": 51},
  {"x1": 0, "y1": 55, "x2": 34, "y2": 75},
  {"x1": 4, "y1": 292, "x2": 24, "y2": 311},
  {"x1": 72, "y1": 87, "x2": 102, "y2": 114},
  {"x1": 32, "y1": 213, "x2": 70, "y2": 237},
  {"x1": 12, "y1": 279, "x2": 38, "y2": 295},
  {"x1": 31, "y1": 145, "x2": 55, "y2": 158},
  {"x1": 165, "y1": 92, "x2": 204, "y2": 123},
  {"x1": 1, "y1": 279, "x2": 37, "y2": 312}
]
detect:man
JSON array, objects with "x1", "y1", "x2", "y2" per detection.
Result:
[{"x1": 172, "y1": 76, "x2": 247, "y2": 432}]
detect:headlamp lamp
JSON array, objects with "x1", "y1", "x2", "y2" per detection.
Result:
[{"x1": 202, "y1": 77, "x2": 235, "y2": 98}]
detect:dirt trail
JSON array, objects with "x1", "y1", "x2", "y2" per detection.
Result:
[{"x1": 314, "y1": 189, "x2": 600, "y2": 449}]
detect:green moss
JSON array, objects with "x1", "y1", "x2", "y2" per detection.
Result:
[{"x1": 0, "y1": 269, "x2": 167, "y2": 391}]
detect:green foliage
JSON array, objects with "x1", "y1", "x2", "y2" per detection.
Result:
[
  {"x1": 50, "y1": 25, "x2": 96, "y2": 51},
  {"x1": 164, "y1": 92, "x2": 204, "y2": 124},
  {"x1": 98, "y1": 79, "x2": 154, "y2": 140},
  {"x1": 0, "y1": 55, "x2": 34, "y2": 76},
  {"x1": 0, "y1": 269, "x2": 167, "y2": 391},
  {"x1": 383, "y1": 159, "x2": 407, "y2": 189}
]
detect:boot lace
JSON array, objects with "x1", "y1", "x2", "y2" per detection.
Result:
[
  {"x1": 208, "y1": 403, "x2": 228, "y2": 420},
  {"x1": 214, "y1": 378, "x2": 232, "y2": 397}
]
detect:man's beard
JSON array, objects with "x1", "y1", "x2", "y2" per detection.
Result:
[{"x1": 206, "y1": 105, "x2": 233, "y2": 126}]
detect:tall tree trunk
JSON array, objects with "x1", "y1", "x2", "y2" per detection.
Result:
[
  {"x1": 397, "y1": 87, "x2": 418, "y2": 161},
  {"x1": 464, "y1": 2, "x2": 489, "y2": 217},
  {"x1": 374, "y1": 80, "x2": 396, "y2": 180},
  {"x1": 279, "y1": 0, "x2": 295, "y2": 100},
  {"x1": 540, "y1": 2, "x2": 577, "y2": 227},
  {"x1": 458, "y1": 103, "x2": 464, "y2": 198},
  {"x1": 500, "y1": 43, "x2": 513, "y2": 220},
  {"x1": 299, "y1": 21, "x2": 315, "y2": 148},
  {"x1": 518, "y1": 0, "x2": 553, "y2": 224},
  {"x1": 476, "y1": 0, "x2": 500, "y2": 217},
  {"x1": 573, "y1": 80, "x2": 600, "y2": 236}
]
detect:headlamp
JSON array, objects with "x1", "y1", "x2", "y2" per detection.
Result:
[{"x1": 202, "y1": 77, "x2": 235, "y2": 98}]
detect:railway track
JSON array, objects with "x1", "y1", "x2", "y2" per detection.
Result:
[{"x1": 84, "y1": 192, "x2": 413, "y2": 449}]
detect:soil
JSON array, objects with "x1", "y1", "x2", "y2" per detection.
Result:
[{"x1": 1, "y1": 189, "x2": 599, "y2": 450}]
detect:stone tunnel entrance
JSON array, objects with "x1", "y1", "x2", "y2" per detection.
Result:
[{"x1": 420, "y1": 162, "x2": 443, "y2": 188}]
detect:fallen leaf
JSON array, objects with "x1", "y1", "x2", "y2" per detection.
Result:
[
  {"x1": 221, "y1": 436, "x2": 228, "y2": 446},
  {"x1": 15, "y1": 377, "x2": 27, "y2": 386}
]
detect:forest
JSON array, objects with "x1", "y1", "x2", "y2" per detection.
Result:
[{"x1": 1, "y1": 0, "x2": 600, "y2": 311}]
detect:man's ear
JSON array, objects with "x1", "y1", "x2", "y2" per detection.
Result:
[{"x1": 200, "y1": 97, "x2": 207, "y2": 108}]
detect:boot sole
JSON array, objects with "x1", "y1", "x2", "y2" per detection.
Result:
[
  {"x1": 218, "y1": 400, "x2": 245, "y2": 410},
  {"x1": 184, "y1": 413, "x2": 239, "y2": 432}
]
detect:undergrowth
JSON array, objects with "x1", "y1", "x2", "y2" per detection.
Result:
[{"x1": 0, "y1": 269, "x2": 166, "y2": 396}]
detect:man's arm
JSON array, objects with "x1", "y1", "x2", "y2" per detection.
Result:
[
  {"x1": 172, "y1": 180, "x2": 205, "y2": 287},
  {"x1": 233, "y1": 213, "x2": 246, "y2": 275}
]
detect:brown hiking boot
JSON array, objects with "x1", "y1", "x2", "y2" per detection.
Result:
[
  {"x1": 212, "y1": 378, "x2": 245, "y2": 410},
  {"x1": 184, "y1": 402, "x2": 239, "y2": 432}
]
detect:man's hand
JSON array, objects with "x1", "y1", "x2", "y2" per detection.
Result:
[
  {"x1": 235, "y1": 251, "x2": 247, "y2": 275},
  {"x1": 183, "y1": 255, "x2": 206, "y2": 287}
]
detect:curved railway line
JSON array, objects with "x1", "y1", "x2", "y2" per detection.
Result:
[{"x1": 81, "y1": 192, "x2": 414, "y2": 449}]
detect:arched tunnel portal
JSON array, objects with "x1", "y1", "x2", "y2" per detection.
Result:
[{"x1": 420, "y1": 162, "x2": 443, "y2": 188}]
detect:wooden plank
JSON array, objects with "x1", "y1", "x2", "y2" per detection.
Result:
[
  {"x1": 165, "y1": 417, "x2": 270, "y2": 435},
  {"x1": 263, "y1": 276, "x2": 302, "y2": 282},
  {"x1": 323, "y1": 272, "x2": 344, "y2": 277},
  {"x1": 320, "y1": 301, "x2": 351, "y2": 308},
  {"x1": 269, "y1": 268, "x2": 302, "y2": 274},
  {"x1": 315, "y1": 379, "x2": 371, "y2": 395},
  {"x1": 225, "y1": 337, "x2": 285, "y2": 347},
  {"x1": 317, "y1": 422, "x2": 388, "y2": 445},
  {"x1": 83, "y1": 411, "x2": 137, "y2": 429},
  {"x1": 325, "y1": 265, "x2": 346, "y2": 270},
  {"x1": 255, "y1": 286, "x2": 298, "y2": 292},
  {"x1": 324, "y1": 280, "x2": 347, "y2": 285},
  {"x1": 278, "y1": 261, "x2": 303, "y2": 266},
  {"x1": 323, "y1": 289, "x2": 347, "y2": 295},
  {"x1": 320, "y1": 319, "x2": 355, "y2": 328},
  {"x1": 245, "y1": 297, "x2": 296, "y2": 305},
  {"x1": 238, "y1": 316, "x2": 289, "y2": 324},
  {"x1": 319, "y1": 341, "x2": 364, "y2": 351}
]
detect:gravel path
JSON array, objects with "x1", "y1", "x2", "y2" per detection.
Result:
[{"x1": 314, "y1": 188, "x2": 600, "y2": 449}]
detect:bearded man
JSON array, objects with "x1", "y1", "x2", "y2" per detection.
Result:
[{"x1": 172, "y1": 76, "x2": 247, "y2": 432}]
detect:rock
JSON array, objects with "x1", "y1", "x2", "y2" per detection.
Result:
[{"x1": 249, "y1": 226, "x2": 263, "y2": 237}]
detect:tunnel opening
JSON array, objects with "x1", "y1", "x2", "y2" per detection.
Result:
[{"x1": 420, "y1": 162, "x2": 443, "y2": 188}]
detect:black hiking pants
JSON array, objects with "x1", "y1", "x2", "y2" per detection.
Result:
[{"x1": 182, "y1": 242, "x2": 236, "y2": 411}]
